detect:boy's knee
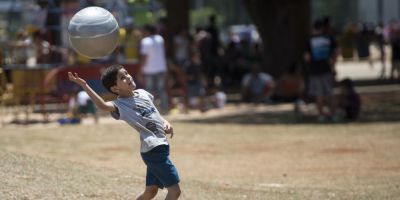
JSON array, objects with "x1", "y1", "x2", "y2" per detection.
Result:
[
  {"x1": 137, "y1": 186, "x2": 158, "y2": 200},
  {"x1": 147, "y1": 187, "x2": 159, "y2": 197},
  {"x1": 167, "y1": 184, "x2": 181, "y2": 198}
]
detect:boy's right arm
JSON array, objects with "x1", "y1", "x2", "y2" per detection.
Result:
[{"x1": 68, "y1": 72, "x2": 116, "y2": 112}]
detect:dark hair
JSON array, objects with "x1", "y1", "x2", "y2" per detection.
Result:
[
  {"x1": 101, "y1": 64, "x2": 123, "y2": 94},
  {"x1": 322, "y1": 16, "x2": 331, "y2": 27},
  {"x1": 209, "y1": 15, "x2": 216, "y2": 24},
  {"x1": 313, "y1": 19, "x2": 324, "y2": 30},
  {"x1": 143, "y1": 24, "x2": 157, "y2": 35}
]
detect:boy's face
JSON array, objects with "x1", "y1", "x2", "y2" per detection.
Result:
[{"x1": 111, "y1": 68, "x2": 136, "y2": 95}]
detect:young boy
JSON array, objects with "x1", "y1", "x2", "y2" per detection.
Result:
[{"x1": 68, "y1": 65, "x2": 181, "y2": 200}]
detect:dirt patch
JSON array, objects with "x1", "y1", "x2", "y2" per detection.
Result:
[
  {"x1": 1, "y1": 115, "x2": 400, "y2": 199},
  {"x1": 371, "y1": 166, "x2": 400, "y2": 171},
  {"x1": 99, "y1": 146, "x2": 132, "y2": 153},
  {"x1": 321, "y1": 148, "x2": 367, "y2": 154}
]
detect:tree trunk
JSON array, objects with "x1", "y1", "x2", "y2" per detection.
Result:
[
  {"x1": 243, "y1": 0, "x2": 310, "y2": 77},
  {"x1": 164, "y1": 0, "x2": 189, "y2": 32},
  {"x1": 163, "y1": 0, "x2": 189, "y2": 59}
]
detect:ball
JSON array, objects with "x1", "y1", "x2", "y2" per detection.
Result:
[{"x1": 68, "y1": 6, "x2": 119, "y2": 58}]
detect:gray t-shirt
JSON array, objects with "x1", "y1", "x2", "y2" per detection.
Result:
[{"x1": 111, "y1": 89, "x2": 168, "y2": 153}]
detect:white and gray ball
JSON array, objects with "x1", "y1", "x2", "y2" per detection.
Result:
[{"x1": 68, "y1": 6, "x2": 119, "y2": 58}]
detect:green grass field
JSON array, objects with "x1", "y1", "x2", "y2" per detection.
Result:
[{"x1": 1, "y1": 91, "x2": 400, "y2": 199}]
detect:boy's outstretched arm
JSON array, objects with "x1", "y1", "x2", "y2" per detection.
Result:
[{"x1": 68, "y1": 72, "x2": 116, "y2": 112}]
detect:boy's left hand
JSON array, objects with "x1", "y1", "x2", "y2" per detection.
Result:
[{"x1": 163, "y1": 120, "x2": 174, "y2": 138}]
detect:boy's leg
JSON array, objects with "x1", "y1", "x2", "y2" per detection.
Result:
[
  {"x1": 136, "y1": 185, "x2": 158, "y2": 200},
  {"x1": 165, "y1": 183, "x2": 181, "y2": 200},
  {"x1": 141, "y1": 145, "x2": 180, "y2": 199}
]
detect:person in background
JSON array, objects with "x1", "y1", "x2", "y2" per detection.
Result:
[
  {"x1": 123, "y1": 23, "x2": 142, "y2": 63},
  {"x1": 204, "y1": 15, "x2": 222, "y2": 90},
  {"x1": 390, "y1": 29, "x2": 400, "y2": 81},
  {"x1": 304, "y1": 19, "x2": 338, "y2": 122},
  {"x1": 76, "y1": 90, "x2": 99, "y2": 123},
  {"x1": 166, "y1": 61, "x2": 188, "y2": 114},
  {"x1": 139, "y1": 24, "x2": 169, "y2": 114},
  {"x1": 275, "y1": 62, "x2": 305, "y2": 101},
  {"x1": 356, "y1": 23, "x2": 374, "y2": 68},
  {"x1": 63, "y1": 90, "x2": 98, "y2": 124},
  {"x1": 337, "y1": 78, "x2": 361, "y2": 121},
  {"x1": 185, "y1": 51, "x2": 207, "y2": 111},
  {"x1": 375, "y1": 22, "x2": 387, "y2": 79},
  {"x1": 241, "y1": 62, "x2": 275, "y2": 103},
  {"x1": 173, "y1": 28, "x2": 190, "y2": 68}
]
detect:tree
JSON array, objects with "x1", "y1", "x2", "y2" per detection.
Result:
[
  {"x1": 161, "y1": 0, "x2": 189, "y2": 59},
  {"x1": 243, "y1": 0, "x2": 310, "y2": 77},
  {"x1": 163, "y1": 0, "x2": 190, "y2": 32}
]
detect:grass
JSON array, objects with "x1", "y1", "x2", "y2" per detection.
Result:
[
  {"x1": 1, "y1": 91, "x2": 400, "y2": 199},
  {"x1": 1, "y1": 121, "x2": 400, "y2": 199}
]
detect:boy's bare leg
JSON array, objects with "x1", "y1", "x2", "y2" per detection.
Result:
[
  {"x1": 165, "y1": 184, "x2": 181, "y2": 200},
  {"x1": 136, "y1": 185, "x2": 158, "y2": 200}
]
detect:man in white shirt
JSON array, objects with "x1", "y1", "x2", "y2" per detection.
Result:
[{"x1": 140, "y1": 25, "x2": 169, "y2": 113}]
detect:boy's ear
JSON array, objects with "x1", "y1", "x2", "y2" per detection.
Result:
[{"x1": 110, "y1": 85, "x2": 118, "y2": 93}]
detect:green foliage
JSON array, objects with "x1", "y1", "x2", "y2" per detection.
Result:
[
  {"x1": 190, "y1": 7, "x2": 225, "y2": 28},
  {"x1": 133, "y1": 10, "x2": 156, "y2": 26}
]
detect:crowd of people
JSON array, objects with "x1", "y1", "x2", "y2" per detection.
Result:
[
  {"x1": 339, "y1": 19, "x2": 400, "y2": 80},
  {"x1": 3, "y1": 14, "x2": 400, "y2": 122},
  {"x1": 119, "y1": 16, "x2": 270, "y2": 113},
  {"x1": 296, "y1": 17, "x2": 400, "y2": 122},
  {"x1": 2, "y1": 15, "x2": 267, "y2": 115}
]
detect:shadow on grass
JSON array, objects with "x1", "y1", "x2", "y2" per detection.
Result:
[
  {"x1": 9, "y1": 119, "x2": 51, "y2": 125},
  {"x1": 179, "y1": 109, "x2": 400, "y2": 125},
  {"x1": 178, "y1": 110, "x2": 300, "y2": 125},
  {"x1": 179, "y1": 92, "x2": 400, "y2": 125}
]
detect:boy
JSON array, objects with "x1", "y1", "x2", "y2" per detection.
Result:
[{"x1": 68, "y1": 64, "x2": 181, "y2": 200}]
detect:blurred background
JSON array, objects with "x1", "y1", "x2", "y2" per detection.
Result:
[{"x1": 0, "y1": 0, "x2": 399, "y2": 125}]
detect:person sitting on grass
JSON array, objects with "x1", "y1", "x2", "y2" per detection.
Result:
[
  {"x1": 241, "y1": 62, "x2": 275, "y2": 103},
  {"x1": 68, "y1": 64, "x2": 181, "y2": 200},
  {"x1": 67, "y1": 90, "x2": 99, "y2": 124}
]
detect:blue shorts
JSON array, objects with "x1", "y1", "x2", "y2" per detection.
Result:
[{"x1": 140, "y1": 145, "x2": 180, "y2": 188}]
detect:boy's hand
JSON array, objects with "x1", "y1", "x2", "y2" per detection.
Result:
[
  {"x1": 68, "y1": 72, "x2": 87, "y2": 86},
  {"x1": 163, "y1": 120, "x2": 174, "y2": 138}
]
